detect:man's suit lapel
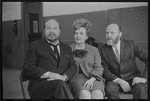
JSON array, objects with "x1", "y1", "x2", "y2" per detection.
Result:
[
  {"x1": 40, "y1": 38, "x2": 57, "y2": 61},
  {"x1": 120, "y1": 39, "x2": 128, "y2": 62}
]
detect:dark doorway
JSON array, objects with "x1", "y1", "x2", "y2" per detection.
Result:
[
  {"x1": 25, "y1": 2, "x2": 43, "y2": 44},
  {"x1": 22, "y1": 2, "x2": 43, "y2": 51},
  {"x1": 28, "y1": 13, "x2": 41, "y2": 43}
]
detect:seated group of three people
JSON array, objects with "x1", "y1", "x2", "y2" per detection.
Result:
[{"x1": 23, "y1": 18, "x2": 148, "y2": 99}]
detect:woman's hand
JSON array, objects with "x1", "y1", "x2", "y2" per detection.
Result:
[{"x1": 84, "y1": 77, "x2": 96, "y2": 89}]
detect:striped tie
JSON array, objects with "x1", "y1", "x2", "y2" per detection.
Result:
[
  {"x1": 114, "y1": 46, "x2": 120, "y2": 62},
  {"x1": 49, "y1": 43, "x2": 60, "y2": 61}
]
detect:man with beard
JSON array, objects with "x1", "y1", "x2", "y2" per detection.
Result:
[
  {"x1": 23, "y1": 19, "x2": 76, "y2": 99},
  {"x1": 100, "y1": 23, "x2": 148, "y2": 99}
]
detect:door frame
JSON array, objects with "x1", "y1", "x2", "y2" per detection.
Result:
[{"x1": 21, "y1": 2, "x2": 43, "y2": 67}]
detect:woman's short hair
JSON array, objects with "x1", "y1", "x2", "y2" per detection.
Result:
[{"x1": 73, "y1": 18, "x2": 92, "y2": 36}]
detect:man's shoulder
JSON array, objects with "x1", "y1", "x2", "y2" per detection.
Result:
[
  {"x1": 100, "y1": 43, "x2": 110, "y2": 50},
  {"x1": 29, "y1": 39, "x2": 42, "y2": 46},
  {"x1": 98, "y1": 43, "x2": 111, "y2": 55},
  {"x1": 60, "y1": 41, "x2": 71, "y2": 49},
  {"x1": 122, "y1": 38, "x2": 134, "y2": 43},
  {"x1": 121, "y1": 38, "x2": 135, "y2": 46}
]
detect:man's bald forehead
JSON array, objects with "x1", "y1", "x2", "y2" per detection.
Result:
[
  {"x1": 106, "y1": 23, "x2": 120, "y2": 30},
  {"x1": 45, "y1": 19, "x2": 59, "y2": 25},
  {"x1": 44, "y1": 19, "x2": 61, "y2": 29}
]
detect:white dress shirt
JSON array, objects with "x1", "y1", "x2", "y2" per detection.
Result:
[{"x1": 112, "y1": 40, "x2": 120, "y2": 57}]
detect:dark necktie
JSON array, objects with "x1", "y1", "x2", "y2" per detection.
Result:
[{"x1": 49, "y1": 43, "x2": 60, "y2": 61}]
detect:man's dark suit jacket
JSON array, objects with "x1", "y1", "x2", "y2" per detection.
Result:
[
  {"x1": 23, "y1": 38, "x2": 77, "y2": 97},
  {"x1": 100, "y1": 39, "x2": 148, "y2": 81}
]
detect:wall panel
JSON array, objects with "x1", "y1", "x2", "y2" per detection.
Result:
[
  {"x1": 44, "y1": 10, "x2": 108, "y2": 42},
  {"x1": 120, "y1": 6, "x2": 148, "y2": 41},
  {"x1": 44, "y1": 6, "x2": 147, "y2": 44}
]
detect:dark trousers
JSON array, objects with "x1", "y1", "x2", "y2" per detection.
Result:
[
  {"x1": 30, "y1": 80, "x2": 74, "y2": 99},
  {"x1": 105, "y1": 80, "x2": 147, "y2": 99}
]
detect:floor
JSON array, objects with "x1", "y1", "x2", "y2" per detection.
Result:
[
  {"x1": 2, "y1": 67, "x2": 133, "y2": 99},
  {"x1": 2, "y1": 68, "x2": 30, "y2": 99}
]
